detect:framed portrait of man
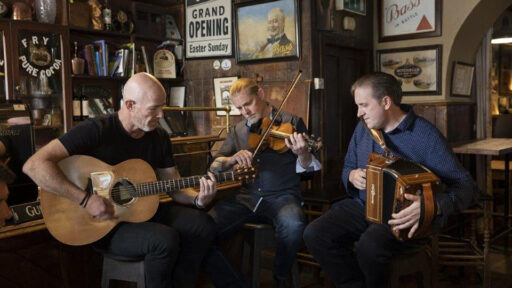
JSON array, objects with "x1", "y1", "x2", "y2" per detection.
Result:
[{"x1": 234, "y1": 0, "x2": 300, "y2": 63}]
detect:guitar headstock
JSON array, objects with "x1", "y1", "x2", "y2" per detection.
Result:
[{"x1": 233, "y1": 166, "x2": 258, "y2": 184}]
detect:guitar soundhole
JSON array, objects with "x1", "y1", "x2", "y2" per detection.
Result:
[{"x1": 111, "y1": 180, "x2": 135, "y2": 206}]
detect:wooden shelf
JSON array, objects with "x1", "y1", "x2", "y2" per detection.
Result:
[
  {"x1": 72, "y1": 75, "x2": 129, "y2": 81},
  {"x1": 69, "y1": 26, "x2": 131, "y2": 38},
  {"x1": 171, "y1": 134, "x2": 225, "y2": 145},
  {"x1": 134, "y1": 34, "x2": 166, "y2": 42},
  {"x1": 34, "y1": 124, "x2": 63, "y2": 130},
  {"x1": 133, "y1": 34, "x2": 184, "y2": 43},
  {"x1": 72, "y1": 75, "x2": 183, "y2": 82},
  {"x1": 0, "y1": 219, "x2": 46, "y2": 240}
]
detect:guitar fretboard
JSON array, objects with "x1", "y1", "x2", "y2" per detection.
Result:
[{"x1": 136, "y1": 171, "x2": 236, "y2": 196}]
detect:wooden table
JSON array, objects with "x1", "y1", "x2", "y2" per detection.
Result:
[{"x1": 452, "y1": 138, "x2": 512, "y2": 248}]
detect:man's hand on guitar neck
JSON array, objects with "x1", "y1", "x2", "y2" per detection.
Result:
[
  {"x1": 195, "y1": 171, "x2": 217, "y2": 208},
  {"x1": 86, "y1": 194, "x2": 116, "y2": 221}
]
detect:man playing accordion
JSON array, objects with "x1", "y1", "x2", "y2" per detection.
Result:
[{"x1": 304, "y1": 72, "x2": 478, "y2": 288}]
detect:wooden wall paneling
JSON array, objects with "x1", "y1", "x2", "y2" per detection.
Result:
[
  {"x1": 446, "y1": 103, "x2": 475, "y2": 143},
  {"x1": 413, "y1": 103, "x2": 475, "y2": 143},
  {"x1": 435, "y1": 105, "x2": 448, "y2": 137},
  {"x1": 412, "y1": 104, "x2": 435, "y2": 126}
]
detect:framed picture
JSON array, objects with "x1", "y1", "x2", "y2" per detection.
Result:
[
  {"x1": 335, "y1": 0, "x2": 366, "y2": 15},
  {"x1": 169, "y1": 86, "x2": 186, "y2": 107},
  {"x1": 378, "y1": 0, "x2": 442, "y2": 42},
  {"x1": 451, "y1": 62, "x2": 474, "y2": 97},
  {"x1": 376, "y1": 45, "x2": 442, "y2": 96},
  {"x1": 214, "y1": 76, "x2": 240, "y2": 116},
  {"x1": 235, "y1": 0, "x2": 300, "y2": 63},
  {"x1": 185, "y1": 0, "x2": 233, "y2": 59}
]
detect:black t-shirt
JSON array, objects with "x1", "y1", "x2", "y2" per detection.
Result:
[{"x1": 59, "y1": 113, "x2": 175, "y2": 169}]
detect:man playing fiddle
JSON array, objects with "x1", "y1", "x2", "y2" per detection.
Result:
[
  {"x1": 204, "y1": 78, "x2": 320, "y2": 287},
  {"x1": 304, "y1": 72, "x2": 478, "y2": 287}
]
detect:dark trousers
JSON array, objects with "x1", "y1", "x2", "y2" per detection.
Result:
[
  {"x1": 95, "y1": 202, "x2": 216, "y2": 288},
  {"x1": 204, "y1": 193, "x2": 306, "y2": 287},
  {"x1": 303, "y1": 198, "x2": 427, "y2": 288}
]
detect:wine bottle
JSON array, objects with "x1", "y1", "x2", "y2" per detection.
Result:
[
  {"x1": 81, "y1": 87, "x2": 89, "y2": 120},
  {"x1": 102, "y1": 0, "x2": 112, "y2": 31},
  {"x1": 72, "y1": 88, "x2": 81, "y2": 121}
]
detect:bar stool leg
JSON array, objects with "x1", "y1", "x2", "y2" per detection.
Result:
[{"x1": 252, "y1": 234, "x2": 262, "y2": 288}]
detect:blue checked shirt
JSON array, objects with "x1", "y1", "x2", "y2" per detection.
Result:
[{"x1": 342, "y1": 105, "x2": 478, "y2": 228}]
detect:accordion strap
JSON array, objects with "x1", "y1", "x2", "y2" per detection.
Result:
[
  {"x1": 415, "y1": 182, "x2": 436, "y2": 238},
  {"x1": 360, "y1": 118, "x2": 391, "y2": 156}
]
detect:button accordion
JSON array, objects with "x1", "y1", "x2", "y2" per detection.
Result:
[
  {"x1": 366, "y1": 153, "x2": 440, "y2": 240},
  {"x1": 361, "y1": 118, "x2": 440, "y2": 240}
]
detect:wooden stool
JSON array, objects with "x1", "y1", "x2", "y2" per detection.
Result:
[
  {"x1": 390, "y1": 247, "x2": 432, "y2": 288},
  {"x1": 100, "y1": 252, "x2": 145, "y2": 288},
  {"x1": 242, "y1": 223, "x2": 300, "y2": 288}
]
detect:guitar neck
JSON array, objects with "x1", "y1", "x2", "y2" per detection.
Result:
[{"x1": 136, "y1": 171, "x2": 235, "y2": 196}]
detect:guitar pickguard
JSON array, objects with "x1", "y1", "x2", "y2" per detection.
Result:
[{"x1": 90, "y1": 171, "x2": 114, "y2": 199}]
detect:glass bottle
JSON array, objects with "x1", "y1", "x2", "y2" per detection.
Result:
[
  {"x1": 72, "y1": 41, "x2": 85, "y2": 75},
  {"x1": 50, "y1": 105, "x2": 62, "y2": 126},
  {"x1": 72, "y1": 87, "x2": 81, "y2": 121},
  {"x1": 102, "y1": 0, "x2": 112, "y2": 31},
  {"x1": 34, "y1": 0, "x2": 56, "y2": 24},
  {"x1": 81, "y1": 87, "x2": 89, "y2": 120}
]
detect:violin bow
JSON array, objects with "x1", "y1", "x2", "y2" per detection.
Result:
[{"x1": 252, "y1": 70, "x2": 302, "y2": 159}]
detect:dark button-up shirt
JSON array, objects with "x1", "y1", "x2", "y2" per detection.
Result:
[{"x1": 341, "y1": 105, "x2": 478, "y2": 228}]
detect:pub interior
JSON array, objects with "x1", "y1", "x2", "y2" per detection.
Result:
[{"x1": 2, "y1": 0, "x2": 512, "y2": 287}]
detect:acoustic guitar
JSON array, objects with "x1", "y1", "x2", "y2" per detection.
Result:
[{"x1": 39, "y1": 155, "x2": 257, "y2": 246}]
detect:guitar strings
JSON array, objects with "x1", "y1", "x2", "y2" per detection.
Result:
[{"x1": 100, "y1": 171, "x2": 244, "y2": 198}]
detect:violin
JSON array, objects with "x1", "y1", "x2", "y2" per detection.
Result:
[{"x1": 248, "y1": 117, "x2": 322, "y2": 153}]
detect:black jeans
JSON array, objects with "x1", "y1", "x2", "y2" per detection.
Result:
[
  {"x1": 95, "y1": 202, "x2": 215, "y2": 288},
  {"x1": 303, "y1": 198, "x2": 427, "y2": 288}
]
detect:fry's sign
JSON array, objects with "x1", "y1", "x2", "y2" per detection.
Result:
[{"x1": 18, "y1": 35, "x2": 62, "y2": 77}]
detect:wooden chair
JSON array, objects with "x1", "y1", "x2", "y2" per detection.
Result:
[
  {"x1": 431, "y1": 194, "x2": 492, "y2": 288},
  {"x1": 96, "y1": 249, "x2": 146, "y2": 288},
  {"x1": 390, "y1": 247, "x2": 432, "y2": 288}
]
